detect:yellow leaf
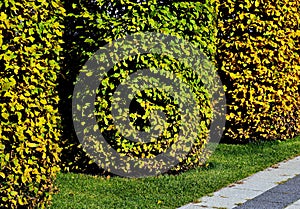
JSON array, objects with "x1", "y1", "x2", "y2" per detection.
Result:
[
  {"x1": 1, "y1": 112, "x2": 9, "y2": 120},
  {"x1": 40, "y1": 99, "x2": 47, "y2": 105},
  {"x1": 28, "y1": 36, "x2": 35, "y2": 42},
  {"x1": 0, "y1": 172, "x2": 5, "y2": 178},
  {"x1": 239, "y1": 13, "x2": 244, "y2": 20},
  {"x1": 27, "y1": 142, "x2": 39, "y2": 148}
]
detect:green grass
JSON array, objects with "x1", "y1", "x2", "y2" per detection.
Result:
[{"x1": 51, "y1": 136, "x2": 300, "y2": 209}]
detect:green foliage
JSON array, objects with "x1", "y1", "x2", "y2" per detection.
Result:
[
  {"x1": 217, "y1": 0, "x2": 300, "y2": 143},
  {"x1": 60, "y1": 0, "x2": 219, "y2": 174},
  {"x1": 0, "y1": 1, "x2": 65, "y2": 208}
]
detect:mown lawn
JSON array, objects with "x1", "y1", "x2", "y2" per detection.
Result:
[{"x1": 51, "y1": 136, "x2": 300, "y2": 209}]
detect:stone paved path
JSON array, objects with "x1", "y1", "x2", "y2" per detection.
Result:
[{"x1": 178, "y1": 156, "x2": 300, "y2": 209}]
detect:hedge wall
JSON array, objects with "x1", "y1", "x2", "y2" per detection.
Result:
[
  {"x1": 59, "y1": 0, "x2": 219, "y2": 174},
  {"x1": 0, "y1": 1, "x2": 65, "y2": 208},
  {"x1": 217, "y1": 0, "x2": 300, "y2": 143},
  {"x1": 1, "y1": 0, "x2": 299, "y2": 206}
]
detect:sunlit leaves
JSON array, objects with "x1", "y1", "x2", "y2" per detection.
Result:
[
  {"x1": 217, "y1": 0, "x2": 300, "y2": 143},
  {"x1": 63, "y1": 0, "x2": 217, "y2": 174},
  {"x1": 0, "y1": 0, "x2": 65, "y2": 208}
]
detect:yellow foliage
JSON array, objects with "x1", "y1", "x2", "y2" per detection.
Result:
[
  {"x1": 217, "y1": 0, "x2": 300, "y2": 142},
  {"x1": 0, "y1": 0, "x2": 65, "y2": 208}
]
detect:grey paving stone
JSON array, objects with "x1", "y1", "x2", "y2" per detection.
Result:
[
  {"x1": 177, "y1": 203, "x2": 205, "y2": 209},
  {"x1": 285, "y1": 199, "x2": 300, "y2": 209},
  {"x1": 195, "y1": 197, "x2": 241, "y2": 209},
  {"x1": 229, "y1": 178, "x2": 277, "y2": 191},
  {"x1": 178, "y1": 156, "x2": 300, "y2": 209},
  {"x1": 278, "y1": 158, "x2": 300, "y2": 170},
  {"x1": 245, "y1": 171, "x2": 295, "y2": 183},
  {"x1": 193, "y1": 186, "x2": 265, "y2": 209},
  {"x1": 285, "y1": 205, "x2": 300, "y2": 209},
  {"x1": 234, "y1": 199, "x2": 285, "y2": 209},
  {"x1": 234, "y1": 175, "x2": 300, "y2": 209}
]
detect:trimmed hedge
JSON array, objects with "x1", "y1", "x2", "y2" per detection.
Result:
[
  {"x1": 217, "y1": 0, "x2": 300, "y2": 143},
  {"x1": 59, "y1": 0, "x2": 219, "y2": 174},
  {"x1": 0, "y1": 1, "x2": 65, "y2": 208}
]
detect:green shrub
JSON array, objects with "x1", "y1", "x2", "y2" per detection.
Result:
[
  {"x1": 60, "y1": 0, "x2": 220, "y2": 175},
  {"x1": 217, "y1": 0, "x2": 300, "y2": 143},
  {"x1": 0, "y1": 1, "x2": 65, "y2": 208}
]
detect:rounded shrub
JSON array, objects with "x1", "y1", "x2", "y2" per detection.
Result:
[{"x1": 60, "y1": 0, "x2": 222, "y2": 175}]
